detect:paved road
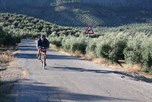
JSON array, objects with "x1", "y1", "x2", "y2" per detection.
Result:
[{"x1": 7, "y1": 39, "x2": 152, "y2": 102}]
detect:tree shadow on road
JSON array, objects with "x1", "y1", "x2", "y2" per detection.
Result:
[
  {"x1": 0, "y1": 80, "x2": 18, "y2": 102},
  {"x1": 0, "y1": 79, "x2": 135, "y2": 102},
  {"x1": 48, "y1": 66, "x2": 152, "y2": 83},
  {"x1": 16, "y1": 53, "x2": 80, "y2": 60},
  {"x1": 18, "y1": 48, "x2": 37, "y2": 51}
]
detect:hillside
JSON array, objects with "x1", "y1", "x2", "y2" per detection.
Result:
[
  {"x1": 0, "y1": 0, "x2": 152, "y2": 26},
  {"x1": 82, "y1": 0, "x2": 152, "y2": 9},
  {"x1": 1, "y1": 0, "x2": 152, "y2": 9}
]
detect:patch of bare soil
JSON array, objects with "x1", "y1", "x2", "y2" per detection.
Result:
[{"x1": 0, "y1": 50, "x2": 29, "y2": 101}]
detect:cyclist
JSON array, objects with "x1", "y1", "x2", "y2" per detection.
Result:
[{"x1": 36, "y1": 35, "x2": 49, "y2": 66}]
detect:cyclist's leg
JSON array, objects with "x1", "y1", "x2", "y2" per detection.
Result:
[
  {"x1": 44, "y1": 53, "x2": 46, "y2": 62},
  {"x1": 37, "y1": 49, "x2": 41, "y2": 60},
  {"x1": 44, "y1": 51, "x2": 47, "y2": 65}
]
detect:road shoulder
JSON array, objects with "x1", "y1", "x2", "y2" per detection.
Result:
[{"x1": 0, "y1": 51, "x2": 29, "y2": 101}]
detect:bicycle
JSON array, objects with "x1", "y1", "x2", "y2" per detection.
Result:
[{"x1": 39, "y1": 47, "x2": 47, "y2": 69}]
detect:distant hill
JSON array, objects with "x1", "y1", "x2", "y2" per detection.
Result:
[
  {"x1": 82, "y1": 0, "x2": 152, "y2": 9},
  {"x1": 0, "y1": 0, "x2": 152, "y2": 27}
]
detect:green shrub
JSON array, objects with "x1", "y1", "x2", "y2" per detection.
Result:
[
  {"x1": 123, "y1": 34, "x2": 144, "y2": 64},
  {"x1": 96, "y1": 39, "x2": 112, "y2": 60},
  {"x1": 71, "y1": 41, "x2": 87, "y2": 54},
  {"x1": 48, "y1": 36, "x2": 62, "y2": 47},
  {"x1": 62, "y1": 36, "x2": 87, "y2": 54},
  {"x1": 1, "y1": 33, "x2": 21, "y2": 46},
  {"x1": 96, "y1": 32, "x2": 128, "y2": 62},
  {"x1": 111, "y1": 32, "x2": 128, "y2": 60},
  {"x1": 0, "y1": 27, "x2": 5, "y2": 45},
  {"x1": 62, "y1": 36, "x2": 71, "y2": 51},
  {"x1": 123, "y1": 33, "x2": 152, "y2": 72},
  {"x1": 86, "y1": 38, "x2": 97, "y2": 54},
  {"x1": 140, "y1": 36, "x2": 152, "y2": 72},
  {"x1": 2, "y1": 34, "x2": 14, "y2": 45},
  {"x1": 3, "y1": 22, "x2": 10, "y2": 27},
  {"x1": 13, "y1": 21, "x2": 20, "y2": 27}
]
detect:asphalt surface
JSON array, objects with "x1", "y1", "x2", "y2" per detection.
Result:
[{"x1": 6, "y1": 39, "x2": 152, "y2": 102}]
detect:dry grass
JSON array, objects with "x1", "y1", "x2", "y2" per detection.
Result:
[
  {"x1": 93, "y1": 58, "x2": 110, "y2": 65},
  {"x1": 73, "y1": 51, "x2": 83, "y2": 57},
  {"x1": 8, "y1": 58, "x2": 18, "y2": 68},
  {"x1": 0, "y1": 51, "x2": 13, "y2": 63},
  {"x1": 50, "y1": 44, "x2": 60, "y2": 51},
  {"x1": 81, "y1": 52, "x2": 97, "y2": 60},
  {"x1": 121, "y1": 64, "x2": 141, "y2": 72},
  {"x1": 60, "y1": 50, "x2": 83, "y2": 57}
]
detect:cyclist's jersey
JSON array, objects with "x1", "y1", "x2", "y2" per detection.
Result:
[{"x1": 36, "y1": 38, "x2": 49, "y2": 49}]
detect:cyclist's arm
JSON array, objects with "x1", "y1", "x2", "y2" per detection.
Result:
[
  {"x1": 36, "y1": 39, "x2": 42, "y2": 49},
  {"x1": 36, "y1": 40, "x2": 39, "y2": 49}
]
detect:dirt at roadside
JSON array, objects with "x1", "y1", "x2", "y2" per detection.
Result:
[
  {"x1": 0, "y1": 60, "x2": 29, "y2": 82},
  {"x1": 0, "y1": 51, "x2": 29, "y2": 101}
]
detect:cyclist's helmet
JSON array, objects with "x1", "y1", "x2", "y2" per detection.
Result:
[
  {"x1": 37, "y1": 34, "x2": 41, "y2": 39},
  {"x1": 41, "y1": 35, "x2": 46, "y2": 40}
]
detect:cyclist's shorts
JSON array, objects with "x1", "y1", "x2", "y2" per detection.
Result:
[{"x1": 40, "y1": 48, "x2": 46, "y2": 53}]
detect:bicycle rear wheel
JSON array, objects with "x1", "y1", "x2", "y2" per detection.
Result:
[
  {"x1": 43, "y1": 58, "x2": 45, "y2": 69},
  {"x1": 41, "y1": 54, "x2": 46, "y2": 69}
]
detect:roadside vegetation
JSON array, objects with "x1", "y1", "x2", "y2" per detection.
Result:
[
  {"x1": 0, "y1": 13, "x2": 152, "y2": 74},
  {"x1": 0, "y1": 13, "x2": 80, "y2": 39},
  {"x1": 0, "y1": 13, "x2": 80, "y2": 63},
  {"x1": 0, "y1": 27, "x2": 16, "y2": 64},
  {"x1": 49, "y1": 24, "x2": 152, "y2": 74}
]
